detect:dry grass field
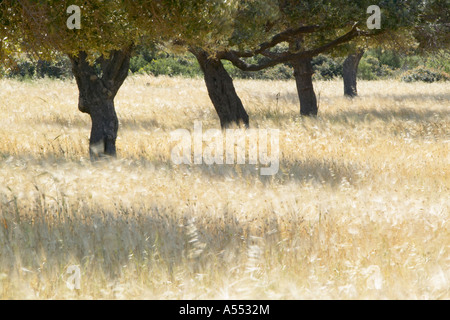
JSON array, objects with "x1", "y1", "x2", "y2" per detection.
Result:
[{"x1": 0, "y1": 76, "x2": 448, "y2": 299}]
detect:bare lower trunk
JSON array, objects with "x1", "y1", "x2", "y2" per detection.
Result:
[
  {"x1": 343, "y1": 50, "x2": 364, "y2": 98},
  {"x1": 192, "y1": 48, "x2": 249, "y2": 128},
  {"x1": 69, "y1": 48, "x2": 132, "y2": 160},
  {"x1": 292, "y1": 57, "x2": 318, "y2": 116},
  {"x1": 86, "y1": 98, "x2": 118, "y2": 158}
]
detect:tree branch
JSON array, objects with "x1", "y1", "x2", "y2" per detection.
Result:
[
  {"x1": 222, "y1": 24, "x2": 363, "y2": 71},
  {"x1": 221, "y1": 51, "x2": 284, "y2": 71},
  {"x1": 299, "y1": 23, "x2": 361, "y2": 58},
  {"x1": 219, "y1": 24, "x2": 321, "y2": 59}
]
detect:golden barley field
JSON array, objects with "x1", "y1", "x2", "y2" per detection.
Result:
[{"x1": 0, "y1": 76, "x2": 448, "y2": 299}]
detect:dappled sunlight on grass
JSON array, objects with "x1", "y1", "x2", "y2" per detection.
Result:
[{"x1": 0, "y1": 77, "x2": 448, "y2": 299}]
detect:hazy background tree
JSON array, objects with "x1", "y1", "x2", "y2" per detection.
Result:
[
  {"x1": 340, "y1": 0, "x2": 448, "y2": 98},
  {"x1": 342, "y1": 49, "x2": 365, "y2": 98}
]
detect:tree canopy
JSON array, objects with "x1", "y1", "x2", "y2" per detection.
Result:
[
  {"x1": 1, "y1": 0, "x2": 143, "y2": 64},
  {"x1": 2, "y1": 1, "x2": 445, "y2": 69}
]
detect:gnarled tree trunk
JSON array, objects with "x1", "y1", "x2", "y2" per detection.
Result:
[
  {"x1": 191, "y1": 48, "x2": 249, "y2": 129},
  {"x1": 69, "y1": 47, "x2": 132, "y2": 160},
  {"x1": 343, "y1": 50, "x2": 364, "y2": 98},
  {"x1": 292, "y1": 57, "x2": 318, "y2": 116}
]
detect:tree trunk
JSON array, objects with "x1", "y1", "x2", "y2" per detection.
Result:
[
  {"x1": 343, "y1": 50, "x2": 364, "y2": 98},
  {"x1": 69, "y1": 47, "x2": 132, "y2": 160},
  {"x1": 191, "y1": 48, "x2": 249, "y2": 129},
  {"x1": 292, "y1": 57, "x2": 318, "y2": 116}
]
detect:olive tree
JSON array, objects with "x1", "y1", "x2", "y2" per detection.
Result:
[
  {"x1": 1, "y1": 0, "x2": 141, "y2": 159},
  {"x1": 125, "y1": 0, "x2": 264, "y2": 128},
  {"x1": 220, "y1": 0, "x2": 424, "y2": 115}
]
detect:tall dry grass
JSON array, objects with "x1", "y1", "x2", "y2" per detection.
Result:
[{"x1": 0, "y1": 76, "x2": 448, "y2": 299}]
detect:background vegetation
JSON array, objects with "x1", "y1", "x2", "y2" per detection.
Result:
[{"x1": 3, "y1": 48, "x2": 449, "y2": 82}]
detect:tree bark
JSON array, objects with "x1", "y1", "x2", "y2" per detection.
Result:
[
  {"x1": 292, "y1": 57, "x2": 318, "y2": 116},
  {"x1": 191, "y1": 48, "x2": 249, "y2": 129},
  {"x1": 69, "y1": 47, "x2": 132, "y2": 160},
  {"x1": 343, "y1": 50, "x2": 364, "y2": 98}
]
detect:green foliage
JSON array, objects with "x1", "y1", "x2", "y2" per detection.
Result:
[
  {"x1": 424, "y1": 51, "x2": 450, "y2": 74},
  {"x1": 129, "y1": 47, "x2": 201, "y2": 77},
  {"x1": 376, "y1": 50, "x2": 402, "y2": 70},
  {"x1": 401, "y1": 66, "x2": 450, "y2": 83},
  {"x1": 358, "y1": 58, "x2": 395, "y2": 80},
  {"x1": 2, "y1": 55, "x2": 72, "y2": 80},
  {"x1": 129, "y1": 51, "x2": 345, "y2": 81},
  {"x1": 6, "y1": 47, "x2": 450, "y2": 83},
  {"x1": 357, "y1": 49, "x2": 405, "y2": 80},
  {"x1": 224, "y1": 60, "x2": 293, "y2": 80},
  {"x1": 7, "y1": 59, "x2": 35, "y2": 79},
  {"x1": 2, "y1": 0, "x2": 140, "y2": 63},
  {"x1": 142, "y1": 55, "x2": 202, "y2": 77},
  {"x1": 2, "y1": 0, "x2": 444, "y2": 79},
  {"x1": 35, "y1": 58, "x2": 73, "y2": 79},
  {"x1": 357, "y1": 49, "x2": 450, "y2": 81},
  {"x1": 312, "y1": 55, "x2": 343, "y2": 80},
  {"x1": 129, "y1": 55, "x2": 149, "y2": 74},
  {"x1": 229, "y1": 0, "x2": 280, "y2": 50},
  {"x1": 414, "y1": 0, "x2": 450, "y2": 51},
  {"x1": 125, "y1": 0, "x2": 241, "y2": 52}
]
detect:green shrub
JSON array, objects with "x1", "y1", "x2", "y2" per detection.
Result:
[
  {"x1": 35, "y1": 58, "x2": 73, "y2": 79},
  {"x1": 5, "y1": 57, "x2": 72, "y2": 80},
  {"x1": 358, "y1": 55, "x2": 395, "y2": 80},
  {"x1": 147, "y1": 56, "x2": 202, "y2": 77},
  {"x1": 224, "y1": 59, "x2": 294, "y2": 81},
  {"x1": 130, "y1": 54, "x2": 149, "y2": 74},
  {"x1": 401, "y1": 66, "x2": 450, "y2": 83},
  {"x1": 358, "y1": 56, "x2": 378, "y2": 80},
  {"x1": 130, "y1": 51, "x2": 202, "y2": 77},
  {"x1": 312, "y1": 54, "x2": 343, "y2": 80},
  {"x1": 377, "y1": 49, "x2": 402, "y2": 70},
  {"x1": 423, "y1": 51, "x2": 450, "y2": 74},
  {"x1": 7, "y1": 47, "x2": 448, "y2": 83},
  {"x1": 8, "y1": 59, "x2": 35, "y2": 79}
]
